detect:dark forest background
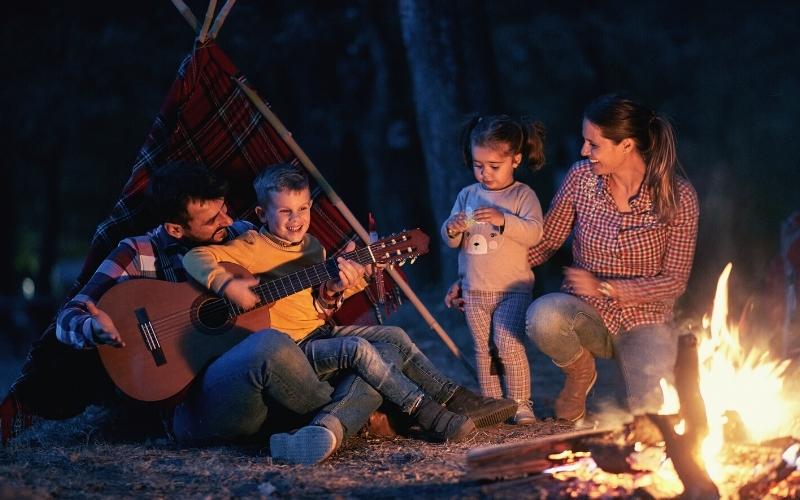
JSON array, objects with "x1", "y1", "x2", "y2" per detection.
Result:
[{"x1": 2, "y1": 0, "x2": 799, "y2": 347}]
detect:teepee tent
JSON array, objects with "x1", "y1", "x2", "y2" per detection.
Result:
[{"x1": 2, "y1": 0, "x2": 471, "y2": 443}]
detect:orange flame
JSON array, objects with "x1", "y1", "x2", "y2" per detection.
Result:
[{"x1": 664, "y1": 263, "x2": 800, "y2": 481}]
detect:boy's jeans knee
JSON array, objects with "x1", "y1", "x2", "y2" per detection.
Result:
[
  {"x1": 332, "y1": 325, "x2": 457, "y2": 403},
  {"x1": 303, "y1": 335, "x2": 421, "y2": 412}
]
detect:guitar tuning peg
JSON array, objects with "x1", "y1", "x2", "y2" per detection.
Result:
[
  {"x1": 410, "y1": 257, "x2": 417, "y2": 265},
  {"x1": 398, "y1": 260, "x2": 406, "y2": 267}
]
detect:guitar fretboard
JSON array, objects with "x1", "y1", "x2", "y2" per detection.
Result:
[{"x1": 221, "y1": 235, "x2": 416, "y2": 317}]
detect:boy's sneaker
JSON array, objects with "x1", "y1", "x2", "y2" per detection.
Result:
[
  {"x1": 270, "y1": 425, "x2": 338, "y2": 465},
  {"x1": 445, "y1": 387, "x2": 518, "y2": 428},
  {"x1": 512, "y1": 399, "x2": 536, "y2": 425},
  {"x1": 413, "y1": 396, "x2": 476, "y2": 443}
]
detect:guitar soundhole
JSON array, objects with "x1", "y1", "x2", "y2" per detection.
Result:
[{"x1": 196, "y1": 298, "x2": 231, "y2": 331}]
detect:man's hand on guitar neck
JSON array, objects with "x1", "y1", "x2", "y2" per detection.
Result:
[
  {"x1": 221, "y1": 276, "x2": 260, "y2": 310},
  {"x1": 86, "y1": 302, "x2": 126, "y2": 348}
]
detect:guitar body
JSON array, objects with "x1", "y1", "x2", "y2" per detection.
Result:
[{"x1": 97, "y1": 263, "x2": 269, "y2": 402}]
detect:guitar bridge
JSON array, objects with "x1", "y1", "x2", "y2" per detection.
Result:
[{"x1": 135, "y1": 308, "x2": 167, "y2": 366}]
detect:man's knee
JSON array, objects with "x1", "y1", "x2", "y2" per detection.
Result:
[
  {"x1": 248, "y1": 330, "x2": 325, "y2": 391},
  {"x1": 249, "y1": 330, "x2": 303, "y2": 364}
]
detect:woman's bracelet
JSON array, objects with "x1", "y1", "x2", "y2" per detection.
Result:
[{"x1": 597, "y1": 281, "x2": 615, "y2": 298}]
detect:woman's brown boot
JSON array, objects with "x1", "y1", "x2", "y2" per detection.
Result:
[{"x1": 554, "y1": 347, "x2": 597, "y2": 422}]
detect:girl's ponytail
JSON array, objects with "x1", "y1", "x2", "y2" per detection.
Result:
[{"x1": 520, "y1": 119, "x2": 546, "y2": 172}]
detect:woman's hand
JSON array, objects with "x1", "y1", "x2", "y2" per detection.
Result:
[
  {"x1": 472, "y1": 207, "x2": 505, "y2": 227},
  {"x1": 444, "y1": 280, "x2": 465, "y2": 311},
  {"x1": 563, "y1": 267, "x2": 604, "y2": 298}
]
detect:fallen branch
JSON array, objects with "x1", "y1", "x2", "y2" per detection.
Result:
[{"x1": 465, "y1": 427, "x2": 617, "y2": 480}]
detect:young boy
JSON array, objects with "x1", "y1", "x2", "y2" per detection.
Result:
[{"x1": 183, "y1": 164, "x2": 516, "y2": 463}]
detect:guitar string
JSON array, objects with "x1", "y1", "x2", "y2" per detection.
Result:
[
  {"x1": 139, "y1": 245, "x2": 374, "y2": 330},
  {"x1": 125, "y1": 243, "x2": 415, "y2": 345},
  {"x1": 137, "y1": 262, "x2": 337, "y2": 343}
]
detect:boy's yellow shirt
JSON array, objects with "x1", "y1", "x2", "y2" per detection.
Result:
[{"x1": 182, "y1": 227, "x2": 366, "y2": 341}]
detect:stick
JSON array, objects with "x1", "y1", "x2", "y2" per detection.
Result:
[
  {"x1": 197, "y1": 0, "x2": 218, "y2": 43},
  {"x1": 170, "y1": 0, "x2": 199, "y2": 32},
  {"x1": 674, "y1": 333, "x2": 709, "y2": 447},
  {"x1": 647, "y1": 333, "x2": 719, "y2": 499},
  {"x1": 209, "y1": 0, "x2": 237, "y2": 39},
  {"x1": 466, "y1": 427, "x2": 617, "y2": 479},
  {"x1": 234, "y1": 78, "x2": 477, "y2": 381}
]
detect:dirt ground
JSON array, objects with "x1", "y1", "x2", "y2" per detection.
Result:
[{"x1": 0, "y1": 290, "x2": 694, "y2": 499}]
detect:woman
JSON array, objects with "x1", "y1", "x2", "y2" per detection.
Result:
[
  {"x1": 446, "y1": 94, "x2": 699, "y2": 421},
  {"x1": 527, "y1": 93, "x2": 699, "y2": 421}
]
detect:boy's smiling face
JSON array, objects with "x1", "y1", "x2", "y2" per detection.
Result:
[{"x1": 256, "y1": 188, "x2": 313, "y2": 243}]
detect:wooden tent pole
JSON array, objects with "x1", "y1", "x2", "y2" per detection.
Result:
[
  {"x1": 209, "y1": 0, "x2": 237, "y2": 39},
  {"x1": 235, "y1": 79, "x2": 477, "y2": 381},
  {"x1": 197, "y1": 0, "x2": 218, "y2": 42},
  {"x1": 170, "y1": 0, "x2": 199, "y2": 32}
]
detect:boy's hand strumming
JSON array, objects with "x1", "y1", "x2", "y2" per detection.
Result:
[{"x1": 223, "y1": 277, "x2": 260, "y2": 309}]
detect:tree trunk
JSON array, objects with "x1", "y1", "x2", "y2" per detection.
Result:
[{"x1": 398, "y1": 0, "x2": 499, "y2": 280}]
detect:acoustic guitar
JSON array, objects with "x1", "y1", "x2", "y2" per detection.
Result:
[{"x1": 96, "y1": 229, "x2": 429, "y2": 402}]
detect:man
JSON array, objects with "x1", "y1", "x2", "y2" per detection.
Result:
[{"x1": 56, "y1": 162, "x2": 338, "y2": 444}]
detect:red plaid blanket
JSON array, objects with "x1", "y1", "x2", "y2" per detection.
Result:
[{"x1": 6, "y1": 40, "x2": 400, "y2": 425}]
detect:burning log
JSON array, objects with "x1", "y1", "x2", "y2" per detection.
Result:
[
  {"x1": 465, "y1": 427, "x2": 616, "y2": 480},
  {"x1": 647, "y1": 333, "x2": 720, "y2": 499}
]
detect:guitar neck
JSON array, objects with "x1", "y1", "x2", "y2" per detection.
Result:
[{"x1": 248, "y1": 246, "x2": 374, "y2": 307}]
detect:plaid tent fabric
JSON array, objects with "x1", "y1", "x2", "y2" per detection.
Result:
[
  {"x1": 3, "y1": 40, "x2": 401, "y2": 433},
  {"x1": 83, "y1": 39, "x2": 360, "y2": 281}
]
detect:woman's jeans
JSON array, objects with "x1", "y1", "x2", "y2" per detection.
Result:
[{"x1": 525, "y1": 292, "x2": 678, "y2": 414}]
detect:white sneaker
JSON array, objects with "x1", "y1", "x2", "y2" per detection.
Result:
[
  {"x1": 270, "y1": 425, "x2": 338, "y2": 464},
  {"x1": 512, "y1": 400, "x2": 536, "y2": 425}
]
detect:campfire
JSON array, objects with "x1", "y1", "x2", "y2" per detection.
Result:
[{"x1": 466, "y1": 264, "x2": 800, "y2": 498}]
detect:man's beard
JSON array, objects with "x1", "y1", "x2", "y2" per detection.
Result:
[{"x1": 183, "y1": 227, "x2": 228, "y2": 247}]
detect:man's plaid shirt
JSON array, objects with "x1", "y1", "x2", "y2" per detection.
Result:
[
  {"x1": 528, "y1": 160, "x2": 699, "y2": 334},
  {"x1": 56, "y1": 221, "x2": 254, "y2": 349}
]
